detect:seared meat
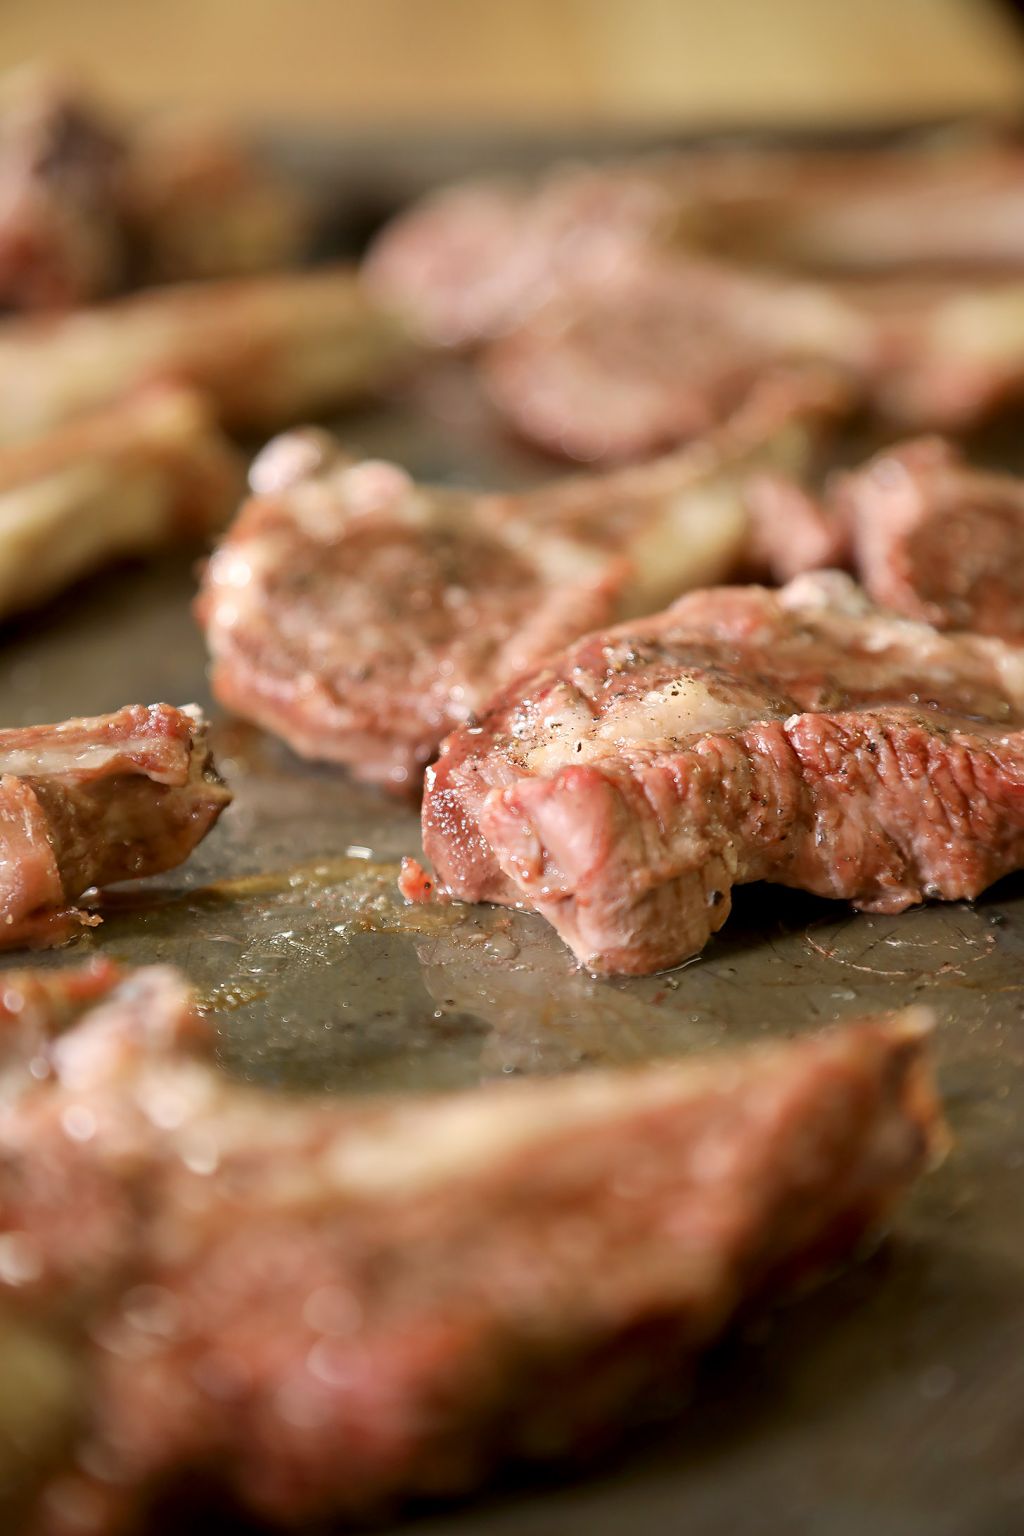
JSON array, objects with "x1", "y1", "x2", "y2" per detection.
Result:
[
  {"x1": 740, "y1": 437, "x2": 1024, "y2": 641},
  {"x1": 682, "y1": 138, "x2": 1024, "y2": 275},
  {"x1": 363, "y1": 159, "x2": 685, "y2": 349},
  {"x1": 0, "y1": 67, "x2": 309, "y2": 313},
  {"x1": 200, "y1": 449, "x2": 617, "y2": 792},
  {"x1": 837, "y1": 436, "x2": 1024, "y2": 641},
  {"x1": 370, "y1": 142, "x2": 1024, "y2": 458},
  {"x1": 423, "y1": 571, "x2": 1024, "y2": 974},
  {"x1": 0, "y1": 267, "x2": 412, "y2": 445},
  {"x1": 198, "y1": 372, "x2": 833, "y2": 790},
  {"x1": 364, "y1": 137, "x2": 1024, "y2": 350},
  {"x1": 0, "y1": 704, "x2": 229, "y2": 949},
  {"x1": 483, "y1": 251, "x2": 1024, "y2": 462},
  {"x1": 0, "y1": 960, "x2": 943, "y2": 1532},
  {"x1": 482, "y1": 254, "x2": 868, "y2": 463},
  {"x1": 0, "y1": 385, "x2": 243, "y2": 622},
  {"x1": 369, "y1": 136, "x2": 1024, "y2": 347},
  {"x1": 741, "y1": 467, "x2": 849, "y2": 584}
]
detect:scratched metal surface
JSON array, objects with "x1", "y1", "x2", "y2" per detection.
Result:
[{"x1": 3, "y1": 129, "x2": 1024, "y2": 1536}]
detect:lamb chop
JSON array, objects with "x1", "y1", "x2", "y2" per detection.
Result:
[
  {"x1": 198, "y1": 368, "x2": 837, "y2": 790},
  {"x1": 0, "y1": 703, "x2": 229, "y2": 950},
  {"x1": 0, "y1": 959, "x2": 943, "y2": 1532},
  {"x1": 0, "y1": 266, "x2": 413, "y2": 445},
  {"x1": 363, "y1": 157, "x2": 684, "y2": 349},
  {"x1": 0, "y1": 66, "x2": 309, "y2": 313},
  {"x1": 481, "y1": 253, "x2": 873, "y2": 463},
  {"x1": 0, "y1": 385, "x2": 243, "y2": 623},
  {"x1": 482, "y1": 248, "x2": 1024, "y2": 463},
  {"x1": 0, "y1": 67, "x2": 127, "y2": 313},
  {"x1": 689, "y1": 137, "x2": 1024, "y2": 276},
  {"x1": 364, "y1": 136, "x2": 1024, "y2": 351},
  {"x1": 834, "y1": 437, "x2": 1024, "y2": 642},
  {"x1": 422, "y1": 570, "x2": 1024, "y2": 974},
  {"x1": 741, "y1": 437, "x2": 1024, "y2": 642}
]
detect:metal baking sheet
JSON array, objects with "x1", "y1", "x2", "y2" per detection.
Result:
[{"x1": 4, "y1": 130, "x2": 1024, "y2": 1536}]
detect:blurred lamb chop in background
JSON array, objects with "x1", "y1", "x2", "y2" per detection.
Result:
[
  {"x1": 0, "y1": 960, "x2": 943, "y2": 1531},
  {"x1": 365, "y1": 135, "x2": 1024, "y2": 350},
  {"x1": 0, "y1": 64, "x2": 310, "y2": 313},
  {"x1": 0, "y1": 265, "x2": 415, "y2": 444},
  {"x1": 0, "y1": 385, "x2": 243, "y2": 623},
  {"x1": 482, "y1": 252, "x2": 1024, "y2": 462},
  {"x1": 367, "y1": 141, "x2": 1024, "y2": 455},
  {"x1": 744, "y1": 436, "x2": 1024, "y2": 642}
]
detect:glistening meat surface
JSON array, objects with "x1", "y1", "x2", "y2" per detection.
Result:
[
  {"x1": 0, "y1": 703, "x2": 230, "y2": 948},
  {"x1": 0, "y1": 961, "x2": 943, "y2": 1532},
  {"x1": 199, "y1": 374, "x2": 829, "y2": 790},
  {"x1": 423, "y1": 572, "x2": 1024, "y2": 974}
]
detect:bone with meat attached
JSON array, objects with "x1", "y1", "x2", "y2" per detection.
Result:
[
  {"x1": 0, "y1": 704, "x2": 230, "y2": 949},
  {"x1": 0, "y1": 385, "x2": 243, "y2": 623},
  {"x1": 0, "y1": 959, "x2": 943, "y2": 1531},
  {"x1": 0, "y1": 267, "x2": 414, "y2": 445}
]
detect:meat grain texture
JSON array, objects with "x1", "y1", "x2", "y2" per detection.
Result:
[
  {"x1": 0, "y1": 962, "x2": 943, "y2": 1531},
  {"x1": 424, "y1": 571, "x2": 1024, "y2": 973}
]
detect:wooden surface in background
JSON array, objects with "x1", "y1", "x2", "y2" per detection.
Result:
[{"x1": 1, "y1": 0, "x2": 1023, "y2": 126}]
